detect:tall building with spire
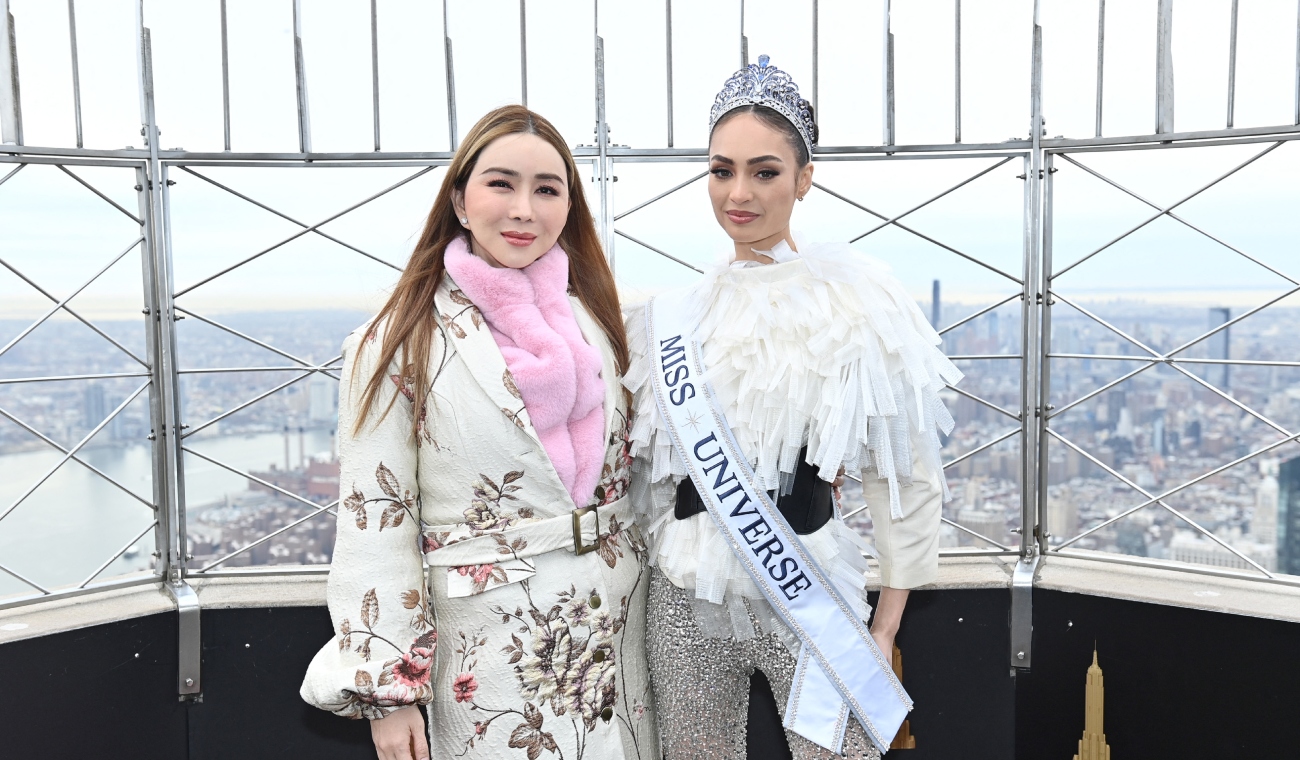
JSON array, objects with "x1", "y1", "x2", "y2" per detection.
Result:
[{"x1": 1073, "y1": 649, "x2": 1111, "y2": 760}]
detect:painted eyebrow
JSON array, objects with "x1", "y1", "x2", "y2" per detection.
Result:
[
  {"x1": 481, "y1": 167, "x2": 565, "y2": 184},
  {"x1": 708, "y1": 155, "x2": 784, "y2": 166}
]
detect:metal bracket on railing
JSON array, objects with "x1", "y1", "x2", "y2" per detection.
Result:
[
  {"x1": 166, "y1": 579, "x2": 202, "y2": 701},
  {"x1": 1010, "y1": 552, "x2": 1040, "y2": 671}
]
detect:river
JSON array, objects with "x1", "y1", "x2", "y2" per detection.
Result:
[{"x1": 0, "y1": 428, "x2": 337, "y2": 599}]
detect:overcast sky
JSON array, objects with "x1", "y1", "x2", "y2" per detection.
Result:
[{"x1": 2, "y1": 0, "x2": 1298, "y2": 322}]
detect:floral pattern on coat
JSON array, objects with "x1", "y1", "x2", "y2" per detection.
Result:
[{"x1": 448, "y1": 514, "x2": 652, "y2": 760}]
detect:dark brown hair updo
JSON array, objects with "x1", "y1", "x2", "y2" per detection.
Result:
[{"x1": 710, "y1": 103, "x2": 820, "y2": 167}]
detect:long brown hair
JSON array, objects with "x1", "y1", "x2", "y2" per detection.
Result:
[{"x1": 354, "y1": 105, "x2": 629, "y2": 434}]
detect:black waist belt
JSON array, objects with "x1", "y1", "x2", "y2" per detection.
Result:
[{"x1": 674, "y1": 447, "x2": 833, "y2": 535}]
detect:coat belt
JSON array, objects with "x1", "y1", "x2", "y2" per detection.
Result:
[{"x1": 422, "y1": 496, "x2": 630, "y2": 568}]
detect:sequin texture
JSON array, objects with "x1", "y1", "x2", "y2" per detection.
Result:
[{"x1": 647, "y1": 570, "x2": 882, "y2": 760}]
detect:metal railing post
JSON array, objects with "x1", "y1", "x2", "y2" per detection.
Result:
[
  {"x1": 0, "y1": 0, "x2": 22, "y2": 145},
  {"x1": 1012, "y1": 0, "x2": 1046, "y2": 672},
  {"x1": 883, "y1": 0, "x2": 895, "y2": 147},
  {"x1": 292, "y1": 0, "x2": 312, "y2": 154},
  {"x1": 1156, "y1": 0, "x2": 1175, "y2": 134},
  {"x1": 137, "y1": 5, "x2": 199, "y2": 700}
]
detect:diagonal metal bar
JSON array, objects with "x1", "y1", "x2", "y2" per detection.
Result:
[
  {"x1": 1047, "y1": 286, "x2": 1300, "y2": 418},
  {"x1": 178, "y1": 365, "x2": 343, "y2": 375},
  {"x1": 0, "y1": 403, "x2": 154, "y2": 509},
  {"x1": 938, "y1": 292, "x2": 1022, "y2": 336},
  {"x1": 1053, "y1": 430, "x2": 1300, "y2": 550},
  {"x1": 1162, "y1": 286, "x2": 1300, "y2": 360},
  {"x1": 177, "y1": 167, "x2": 403, "y2": 272},
  {"x1": 847, "y1": 156, "x2": 1015, "y2": 243},
  {"x1": 77, "y1": 519, "x2": 158, "y2": 589},
  {"x1": 57, "y1": 165, "x2": 144, "y2": 225},
  {"x1": 173, "y1": 166, "x2": 434, "y2": 297},
  {"x1": 1046, "y1": 428, "x2": 1273, "y2": 577},
  {"x1": 0, "y1": 382, "x2": 150, "y2": 524},
  {"x1": 181, "y1": 445, "x2": 332, "y2": 512},
  {"x1": 1165, "y1": 361, "x2": 1294, "y2": 439},
  {"x1": 944, "y1": 383, "x2": 1020, "y2": 420},
  {"x1": 181, "y1": 367, "x2": 328, "y2": 439},
  {"x1": 0, "y1": 559, "x2": 51, "y2": 595},
  {"x1": 1050, "y1": 291, "x2": 1162, "y2": 357},
  {"x1": 613, "y1": 229, "x2": 703, "y2": 273},
  {"x1": 942, "y1": 427, "x2": 1020, "y2": 471},
  {"x1": 937, "y1": 516, "x2": 1014, "y2": 551},
  {"x1": 0, "y1": 258, "x2": 149, "y2": 367},
  {"x1": 174, "y1": 307, "x2": 342, "y2": 380},
  {"x1": 0, "y1": 162, "x2": 24, "y2": 187},
  {"x1": 613, "y1": 169, "x2": 708, "y2": 221},
  {"x1": 0, "y1": 371, "x2": 151, "y2": 384},
  {"x1": 813, "y1": 181, "x2": 1023, "y2": 285},
  {"x1": 1057, "y1": 153, "x2": 1299, "y2": 287},
  {"x1": 193, "y1": 501, "x2": 338, "y2": 572},
  {"x1": 1052, "y1": 141, "x2": 1283, "y2": 279},
  {"x1": 0, "y1": 236, "x2": 144, "y2": 362}
]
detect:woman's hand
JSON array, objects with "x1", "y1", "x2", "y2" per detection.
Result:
[{"x1": 371, "y1": 705, "x2": 430, "y2": 760}]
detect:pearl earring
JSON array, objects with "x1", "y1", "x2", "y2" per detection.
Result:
[{"x1": 460, "y1": 217, "x2": 468, "y2": 224}]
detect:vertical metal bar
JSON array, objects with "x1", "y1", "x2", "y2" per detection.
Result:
[
  {"x1": 740, "y1": 0, "x2": 747, "y2": 69},
  {"x1": 595, "y1": 36, "x2": 612, "y2": 262},
  {"x1": 954, "y1": 0, "x2": 961, "y2": 143},
  {"x1": 1294, "y1": 1, "x2": 1299, "y2": 125},
  {"x1": 67, "y1": 0, "x2": 83, "y2": 148},
  {"x1": 812, "y1": 0, "x2": 819, "y2": 112},
  {"x1": 219, "y1": 0, "x2": 230, "y2": 151},
  {"x1": 883, "y1": 0, "x2": 895, "y2": 147},
  {"x1": 1023, "y1": 4, "x2": 1044, "y2": 562},
  {"x1": 665, "y1": 0, "x2": 673, "y2": 147},
  {"x1": 1156, "y1": 0, "x2": 1175, "y2": 134},
  {"x1": 1012, "y1": 0, "x2": 1046, "y2": 673},
  {"x1": 1227, "y1": 0, "x2": 1238, "y2": 129},
  {"x1": 370, "y1": 0, "x2": 380, "y2": 151},
  {"x1": 0, "y1": 0, "x2": 22, "y2": 146},
  {"x1": 519, "y1": 0, "x2": 527, "y2": 107},
  {"x1": 443, "y1": 0, "x2": 457, "y2": 150},
  {"x1": 136, "y1": 3, "x2": 199, "y2": 698},
  {"x1": 292, "y1": 0, "x2": 312, "y2": 154},
  {"x1": 1038, "y1": 152, "x2": 1055, "y2": 556},
  {"x1": 1095, "y1": 0, "x2": 1105, "y2": 137}
]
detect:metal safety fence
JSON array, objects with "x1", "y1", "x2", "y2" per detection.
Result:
[{"x1": 2, "y1": 0, "x2": 1300, "y2": 688}]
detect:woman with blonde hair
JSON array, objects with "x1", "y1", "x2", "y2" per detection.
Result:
[{"x1": 302, "y1": 105, "x2": 659, "y2": 760}]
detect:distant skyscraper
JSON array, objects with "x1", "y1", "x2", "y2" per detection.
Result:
[
  {"x1": 83, "y1": 383, "x2": 106, "y2": 431},
  {"x1": 931, "y1": 279, "x2": 941, "y2": 329},
  {"x1": 1207, "y1": 307, "x2": 1231, "y2": 390},
  {"x1": 1255, "y1": 460, "x2": 1279, "y2": 546},
  {"x1": 309, "y1": 378, "x2": 336, "y2": 423},
  {"x1": 1278, "y1": 457, "x2": 1300, "y2": 575}
]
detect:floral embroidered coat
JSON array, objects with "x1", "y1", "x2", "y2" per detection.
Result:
[{"x1": 301, "y1": 276, "x2": 660, "y2": 760}]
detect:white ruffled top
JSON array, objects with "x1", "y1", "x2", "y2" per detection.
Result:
[{"x1": 623, "y1": 235, "x2": 962, "y2": 641}]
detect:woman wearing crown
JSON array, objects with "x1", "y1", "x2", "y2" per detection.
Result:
[{"x1": 623, "y1": 57, "x2": 962, "y2": 759}]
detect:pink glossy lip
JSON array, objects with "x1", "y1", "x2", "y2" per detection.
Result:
[
  {"x1": 501, "y1": 231, "x2": 537, "y2": 247},
  {"x1": 726, "y1": 210, "x2": 759, "y2": 225}
]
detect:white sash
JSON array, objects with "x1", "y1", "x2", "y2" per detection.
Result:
[{"x1": 646, "y1": 293, "x2": 910, "y2": 754}]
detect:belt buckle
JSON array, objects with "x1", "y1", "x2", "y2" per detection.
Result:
[{"x1": 572, "y1": 505, "x2": 600, "y2": 555}]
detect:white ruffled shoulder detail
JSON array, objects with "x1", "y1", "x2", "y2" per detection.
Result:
[{"x1": 623, "y1": 236, "x2": 961, "y2": 633}]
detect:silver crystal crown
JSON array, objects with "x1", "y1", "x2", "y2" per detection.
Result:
[{"x1": 708, "y1": 54, "x2": 815, "y2": 156}]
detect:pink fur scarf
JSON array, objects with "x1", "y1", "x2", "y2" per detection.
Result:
[{"x1": 443, "y1": 237, "x2": 606, "y2": 509}]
